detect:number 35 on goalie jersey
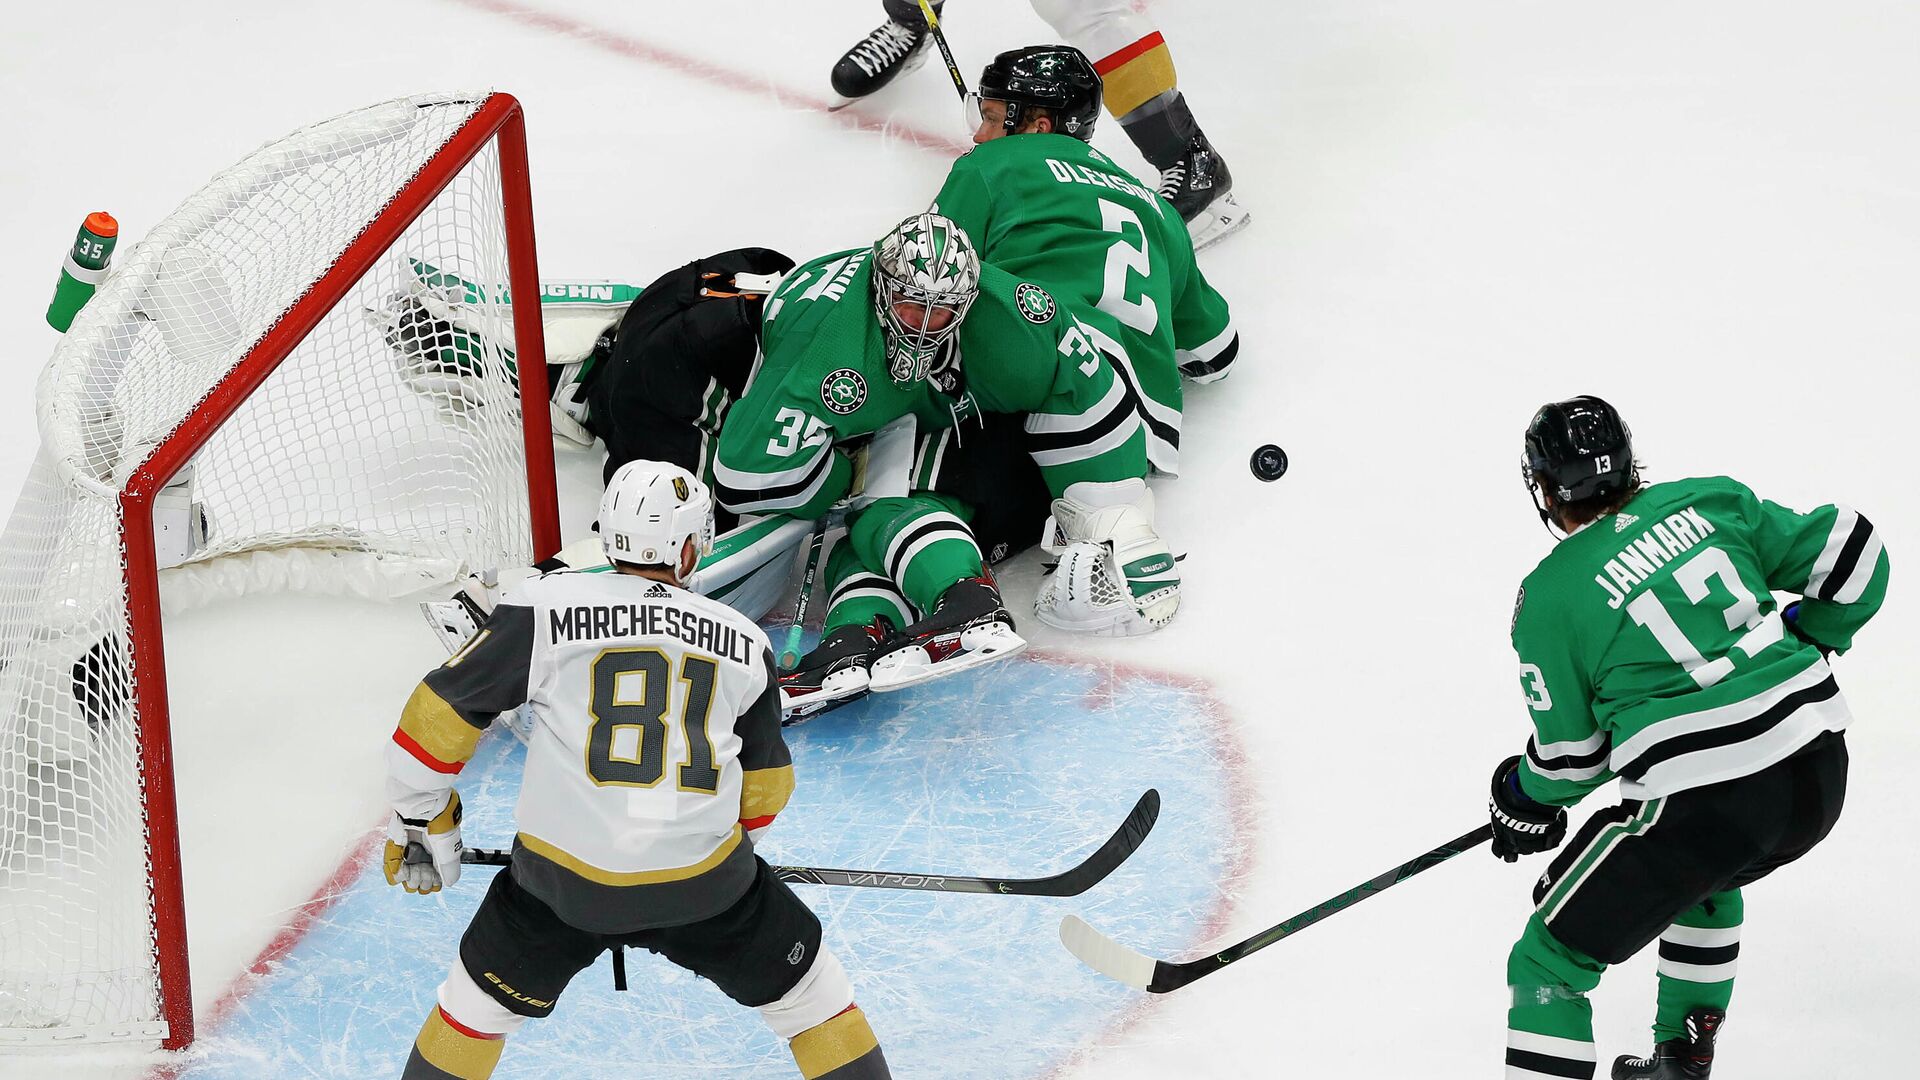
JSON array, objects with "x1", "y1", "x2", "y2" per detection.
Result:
[
  {"x1": 1509, "y1": 476, "x2": 1887, "y2": 808},
  {"x1": 386, "y1": 569, "x2": 792, "y2": 932}
]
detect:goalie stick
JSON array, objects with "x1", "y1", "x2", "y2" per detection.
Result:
[
  {"x1": 462, "y1": 788, "x2": 1159, "y2": 896},
  {"x1": 1060, "y1": 824, "x2": 1493, "y2": 993}
]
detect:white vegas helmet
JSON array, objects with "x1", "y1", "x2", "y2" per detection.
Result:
[{"x1": 599, "y1": 459, "x2": 714, "y2": 581}]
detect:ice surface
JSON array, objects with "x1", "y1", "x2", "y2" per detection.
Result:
[
  {"x1": 3, "y1": 1, "x2": 1918, "y2": 1078},
  {"x1": 163, "y1": 654, "x2": 1246, "y2": 1079}
]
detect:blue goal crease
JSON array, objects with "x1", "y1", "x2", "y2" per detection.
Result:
[{"x1": 173, "y1": 656, "x2": 1240, "y2": 1080}]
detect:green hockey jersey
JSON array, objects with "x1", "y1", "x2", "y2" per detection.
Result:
[
  {"x1": 1511, "y1": 476, "x2": 1888, "y2": 805},
  {"x1": 932, "y1": 133, "x2": 1237, "y2": 474},
  {"x1": 710, "y1": 246, "x2": 1145, "y2": 520}
]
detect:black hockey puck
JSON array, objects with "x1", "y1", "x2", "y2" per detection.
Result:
[{"x1": 1250, "y1": 444, "x2": 1288, "y2": 482}]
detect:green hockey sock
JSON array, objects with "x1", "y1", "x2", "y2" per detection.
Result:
[
  {"x1": 847, "y1": 495, "x2": 984, "y2": 615},
  {"x1": 1652, "y1": 889, "x2": 1741, "y2": 1042},
  {"x1": 820, "y1": 539, "x2": 912, "y2": 634},
  {"x1": 1507, "y1": 913, "x2": 1605, "y2": 1078}
]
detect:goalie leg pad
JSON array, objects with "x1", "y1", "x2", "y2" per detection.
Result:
[
  {"x1": 1034, "y1": 479, "x2": 1180, "y2": 636},
  {"x1": 694, "y1": 515, "x2": 813, "y2": 621}
]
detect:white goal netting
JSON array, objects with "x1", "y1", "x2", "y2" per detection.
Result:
[{"x1": 0, "y1": 93, "x2": 546, "y2": 1048}]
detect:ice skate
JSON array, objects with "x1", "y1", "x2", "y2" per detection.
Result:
[
  {"x1": 779, "y1": 618, "x2": 892, "y2": 722},
  {"x1": 829, "y1": 17, "x2": 931, "y2": 107},
  {"x1": 1157, "y1": 132, "x2": 1251, "y2": 251},
  {"x1": 867, "y1": 577, "x2": 1025, "y2": 693},
  {"x1": 1612, "y1": 1007, "x2": 1724, "y2": 1079}
]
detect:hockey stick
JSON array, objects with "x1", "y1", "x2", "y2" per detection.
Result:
[
  {"x1": 463, "y1": 788, "x2": 1159, "y2": 896},
  {"x1": 1060, "y1": 824, "x2": 1493, "y2": 993},
  {"x1": 916, "y1": 0, "x2": 971, "y2": 104},
  {"x1": 779, "y1": 514, "x2": 833, "y2": 671}
]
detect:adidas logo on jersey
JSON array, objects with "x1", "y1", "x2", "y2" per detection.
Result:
[
  {"x1": 645, "y1": 583, "x2": 671, "y2": 597},
  {"x1": 1614, "y1": 512, "x2": 1641, "y2": 532}
]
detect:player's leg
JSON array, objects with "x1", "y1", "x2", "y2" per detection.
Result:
[
  {"x1": 1616, "y1": 731, "x2": 1848, "y2": 1077},
  {"x1": 844, "y1": 494, "x2": 1026, "y2": 691},
  {"x1": 637, "y1": 859, "x2": 891, "y2": 1079},
  {"x1": 1608, "y1": 890, "x2": 1741, "y2": 1079},
  {"x1": 780, "y1": 540, "x2": 910, "y2": 719},
  {"x1": 1506, "y1": 912, "x2": 1608, "y2": 1080},
  {"x1": 918, "y1": 412, "x2": 1054, "y2": 568},
  {"x1": 829, "y1": 0, "x2": 939, "y2": 106},
  {"x1": 400, "y1": 867, "x2": 607, "y2": 1079},
  {"x1": 1028, "y1": 0, "x2": 1250, "y2": 248}
]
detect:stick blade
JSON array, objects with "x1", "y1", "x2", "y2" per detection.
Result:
[{"x1": 1059, "y1": 915, "x2": 1155, "y2": 991}]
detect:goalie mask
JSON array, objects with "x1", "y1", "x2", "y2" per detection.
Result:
[{"x1": 872, "y1": 212, "x2": 980, "y2": 386}]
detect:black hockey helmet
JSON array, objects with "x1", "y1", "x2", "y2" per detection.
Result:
[
  {"x1": 1523, "y1": 395, "x2": 1638, "y2": 520},
  {"x1": 974, "y1": 45, "x2": 1102, "y2": 140}
]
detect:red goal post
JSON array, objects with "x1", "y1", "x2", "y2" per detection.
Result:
[{"x1": 0, "y1": 92, "x2": 558, "y2": 1051}]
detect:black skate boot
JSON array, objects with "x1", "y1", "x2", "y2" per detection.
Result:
[
  {"x1": 1612, "y1": 1007, "x2": 1725, "y2": 1079},
  {"x1": 829, "y1": 13, "x2": 932, "y2": 106},
  {"x1": 1157, "y1": 132, "x2": 1251, "y2": 251},
  {"x1": 779, "y1": 616, "x2": 895, "y2": 723},
  {"x1": 867, "y1": 577, "x2": 1025, "y2": 693}
]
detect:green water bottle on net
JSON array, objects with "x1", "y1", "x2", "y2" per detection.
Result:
[{"x1": 46, "y1": 211, "x2": 119, "y2": 333}]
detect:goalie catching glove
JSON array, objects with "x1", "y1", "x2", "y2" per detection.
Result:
[
  {"x1": 384, "y1": 790, "x2": 464, "y2": 894},
  {"x1": 1035, "y1": 479, "x2": 1181, "y2": 636}
]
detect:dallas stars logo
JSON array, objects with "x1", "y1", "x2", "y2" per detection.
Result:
[
  {"x1": 820, "y1": 367, "x2": 868, "y2": 415},
  {"x1": 1014, "y1": 282, "x2": 1055, "y2": 324}
]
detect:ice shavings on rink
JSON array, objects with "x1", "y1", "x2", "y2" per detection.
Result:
[{"x1": 166, "y1": 651, "x2": 1251, "y2": 1079}]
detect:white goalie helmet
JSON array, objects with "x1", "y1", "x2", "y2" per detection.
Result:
[
  {"x1": 599, "y1": 460, "x2": 714, "y2": 581},
  {"x1": 872, "y1": 211, "x2": 981, "y2": 385}
]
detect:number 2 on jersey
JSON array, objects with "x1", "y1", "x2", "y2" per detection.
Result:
[
  {"x1": 1097, "y1": 199, "x2": 1159, "y2": 335},
  {"x1": 586, "y1": 649, "x2": 721, "y2": 793}
]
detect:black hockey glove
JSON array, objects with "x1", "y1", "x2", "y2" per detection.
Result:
[
  {"x1": 1489, "y1": 755, "x2": 1567, "y2": 862},
  {"x1": 1782, "y1": 602, "x2": 1834, "y2": 658}
]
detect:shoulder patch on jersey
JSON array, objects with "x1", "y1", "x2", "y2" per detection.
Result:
[
  {"x1": 1511, "y1": 586, "x2": 1526, "y2": 633},
  {"x1": 820, "y1": 367, "x2": 868, "y2": 415},
  {"x1": 1015, "y1": 282, "x2": 1056, "y2": 324}
]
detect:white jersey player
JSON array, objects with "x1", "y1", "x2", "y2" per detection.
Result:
[{"x1": 384, "y1": 460, "x2": 890, "y2": 1080}]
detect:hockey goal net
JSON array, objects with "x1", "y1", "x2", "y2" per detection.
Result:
[{"x1": 0, "y1": 92, "x2": 558, "y2": 1051}]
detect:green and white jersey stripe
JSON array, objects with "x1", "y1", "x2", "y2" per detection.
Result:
[{"x1": 1510, "y1": 476, "x2": 1888, "y2": 806}]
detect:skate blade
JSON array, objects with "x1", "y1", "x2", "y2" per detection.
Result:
[
  {"x1": 868, "y1": 624, "x2": 1026, "y2": 693},
  {"x1": 780, "y1": 667, "x2": 871, "y2": 721},
  {"x1": 1188, "y1": 193, "x2": 1252, "y2": 252}
]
